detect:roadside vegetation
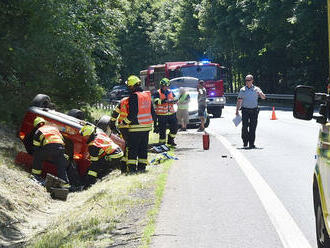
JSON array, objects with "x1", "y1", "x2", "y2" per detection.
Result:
[
  {"x1": 0, "y1": 108, "x2": 174, "y2": 247},
  {"x1": 0, "y1": 1, "x2": 327, "y2": 126}
]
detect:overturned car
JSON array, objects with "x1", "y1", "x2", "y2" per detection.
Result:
[{"x1": 16, "y1": 94, "x2": 125, "y2": 191}]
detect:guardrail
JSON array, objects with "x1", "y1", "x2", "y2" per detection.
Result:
[
  {"x1": 224, "y1": 93, "x2": 294, "y2": 100},
  {"x1": 95, "y1": 99, "x2": 119, "y2": 111},
  {"x1": 96, "y1": 94, "x2": 294, "y2": 110}
]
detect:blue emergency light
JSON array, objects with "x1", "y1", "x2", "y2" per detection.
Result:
[{"x1": 200, "y1": 59, "x2": 211, "y2": 64}]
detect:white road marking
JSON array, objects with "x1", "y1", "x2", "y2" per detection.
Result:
[{"x1": 211, "y1": 132, "x2": 313, "y2": 248}]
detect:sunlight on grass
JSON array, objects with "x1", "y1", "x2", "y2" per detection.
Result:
[
  {"x1": 24, "y1": 108, "x2": 176, "y2": 247},
  {"x1": 140, "y1": 158, "x2": 173, "y2": 248}
]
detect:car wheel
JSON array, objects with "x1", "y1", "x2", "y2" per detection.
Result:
[
  {"x1": 97, "y1": 115, "x2": 111, "y2": 133},
  {"x1": 316, "y1": 198, "x2": 330, "y2": 247},
  {"x1": 212, "y1": 108, "x2": 222, "y2": 118},
  {"x1": 205, "y1": 115, "x2": 210, "y2": 128},
  {"x1": 67, "y1": 109, "x2": 85, "y2": 120},
  {"x1": 31, "y1": 94, "x2": 51, "y2": 108}
]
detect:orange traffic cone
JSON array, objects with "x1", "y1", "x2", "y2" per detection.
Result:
[{"x1": 270, "y1": 106, "x2": 277, "y2": 120}]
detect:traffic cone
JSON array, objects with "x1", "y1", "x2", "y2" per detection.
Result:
[{"x1": 270, "y1": 106, "x2": 277, "y2": 120}]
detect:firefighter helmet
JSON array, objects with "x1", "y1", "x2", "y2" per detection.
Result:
[
  {"x1": 126, "y1": 75, "x2": 141, "y2": 87},
  {"x1": 34, "y1": 117, "x2": 46, "y2": 127},
  {"x1": 160, "y1": 78, "x2": 170, "y2": 87},
  {"x1": 79, "y1": 124, "x2": 96, "y2": 136}
]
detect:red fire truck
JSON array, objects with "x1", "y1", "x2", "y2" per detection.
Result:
[{"x1": 140, "y1": 60, "x2": 226, "y2": 117}]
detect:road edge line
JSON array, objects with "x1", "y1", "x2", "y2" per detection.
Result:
[{"x1": 212, "y1": 133, "x2": 312, "y2": 248}]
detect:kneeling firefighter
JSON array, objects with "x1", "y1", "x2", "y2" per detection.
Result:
[
  {"x1": 79, "y1": 124, "x2": 123, "y2": 187},
  {"x1": 31, "y1": 117, "x2": 69, "y2": 185},
  {"x1": 153, "y1": 78, "x2": 178, "y2": 146},
  {"x1": 109, "y1": 96, "x2": 130, "y2": 173},
  {"x1": 121, "y1": 75, "x2": 156, "y2": 173}
]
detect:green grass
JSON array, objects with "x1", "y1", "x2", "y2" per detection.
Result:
[
  {"x1": 140, "y1": 158, "x2": 173, "y2": 248},
  {"x1": 27, "y1": 128, "x2": 175, "y2": 248},
  {"x1": 0, "y1": 108, "x2": 175, "y2": 248}
]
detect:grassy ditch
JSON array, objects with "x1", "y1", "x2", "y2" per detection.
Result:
[
  {"x1": 0, "y1": 107, "x2": 175, "y2": 248},
  {"x1": 28, "y1": 158, "x2": 173, "y2": 248}
]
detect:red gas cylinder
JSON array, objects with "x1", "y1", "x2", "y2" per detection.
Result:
[{"x1": 203, "y1": 132, "x2": 210, "y2": 150}]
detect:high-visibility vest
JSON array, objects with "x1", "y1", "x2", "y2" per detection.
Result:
[
  {"x1": 128, "y1": 91, "x2": 153, "y2": 132},
  {"x1": 38, "y1": 125, "x2": 64, "y2": 146},
  {"x1": 177, "y1": 93, "x2": 189, "y2": 110},
  {"x1": 88, "y1": 132, "x2": 120, "y2": 161},
  {"x1": 118, "y1": 97, "x2": 129, "y2": 128},
  {"x1": 155, "y1": 89, "x2": 175, "y2": 115}
]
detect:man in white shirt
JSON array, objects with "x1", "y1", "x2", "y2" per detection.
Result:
[{"x1": 235, "y1": 74, "x2": 266, "y2": 148}]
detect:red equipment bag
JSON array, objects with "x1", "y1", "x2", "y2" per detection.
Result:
[{"x1": 203, "y1": 132, "x2": 210, "y2": 150}]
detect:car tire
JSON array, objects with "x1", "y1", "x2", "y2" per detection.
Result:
[
  {"x1": 205, "y1": 115, "x2": 210, "y2": 128},
  {"x1": 315, "y1": 194, "x2": 330, "y2": 247},
  {"x1": 212, "y1": 108, "x2": 222, "y2": 118},
  {"x1": 31, "y1": 94, "x2": 51, "y2": 108},
  {"x1": 97, "y1": 115, "x2": 111, "y2": 133},
  {"x1": 67, "y1": 109, "x2": 85, "y2": 120}
]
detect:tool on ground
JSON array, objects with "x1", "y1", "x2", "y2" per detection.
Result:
[
  {"x1": 148, "y1": 144, "x2": 170, "y2": 153},
  {"x1": 150, "y1": 152, "x2": 178, "y2": 165},
  {"x1": 45, "y1": 173, "x2": 69, "y2": 201}
]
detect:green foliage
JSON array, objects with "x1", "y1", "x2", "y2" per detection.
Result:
[{"x1": 0, "y1": 0, "x2": 328, "y2": 126}]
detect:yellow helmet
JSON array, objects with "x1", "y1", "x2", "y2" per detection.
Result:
[
  {"x1": 160, "y1": 78, "x2": 170, "y2": 86},
  {"x1": 34, "y1": 117, "x2": 46, "y2": 127},
  {"x1": 79, "y1": 124, "x2": 96, "y2": 136},
  {"x1": 126, "y1": 75, "x2": 141, "y2": 87}
]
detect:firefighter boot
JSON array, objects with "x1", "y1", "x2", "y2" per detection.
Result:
[
  {"x1": 31, "y1": 174, "x2": 45, "y2": 186},
  {"x1": 45, "y1": 173, "x2": 67, "y2": 192},
  {"x1": 167, "y1": 134, "x2": 177, "y2": 147},
  {"x1": 120, "y1": 161, "x2": 127, "y2": 174},
  {"x1": 137, "y1": 163, "x2": 146, "y2": 173},
  {"x1": 127, "y1": 165, "x2": 137, "y2": 174}
]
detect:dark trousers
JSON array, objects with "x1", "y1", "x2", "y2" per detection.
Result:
[
  {"x1": 127, "y1": 131, "x2": 149, "y2": 172},
  {"x1": 32, "y1": 143, "x2": 69, "y2": 182},
  {"x1": 241, "y1": 108, "x2": 259, "y2": 146},
  {"x1": 158, "y1": 114, "x2": 178, "y2": 143},
  {"x1": 85, "y1": 148, "x2": 122, "y2": 187},
  {"x1": 119, "y1": 128, "x2": 129, "y2": 173}
]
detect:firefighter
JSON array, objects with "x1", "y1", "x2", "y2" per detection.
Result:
[
  {"x1": 31, "y1": 117, "x2": 69, "y2": 184},
  {"x1": 109, "y1": 96, "x2": 130, "y2": 173},
  {"x1": 153, "y1": 78, "x2": 178, "y2": 146},
  {"x1": 79, "y1": 124, "x2": 124, "y2": 187},
  {"x1": 121, "y1": 75, "x2": 156, "y2": 173}
]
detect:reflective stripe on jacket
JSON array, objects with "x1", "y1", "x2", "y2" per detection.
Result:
[
  {"x1": 154, "y1": 89, "x2": 175, "y2": 115},
  {"x1": 33, "y1": 125, "x2": 64, "y2": 147},
  {"x1": 128, "y1": 91, "x2": 153, "y2": 132},
  {"x1": 88, "y1": 132, "x2": 119, "y2": 161},
  {"x1": 118, "y1": 97, "x2": 129, "y2": 128},
  {"x1": 177, "y1": 93, "x2": 189, "y2": 110}
]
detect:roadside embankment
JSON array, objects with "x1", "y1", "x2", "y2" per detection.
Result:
[{"x1": 0, "y1": 125, "x2": 175, "y2": 248}]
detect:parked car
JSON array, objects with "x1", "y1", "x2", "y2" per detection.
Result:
[
  {"x1": 15, "y1": 94, "x2": 125, "y2": 185},
  {"x1": 108, "y1": 85, "x2": 129, "y2": 102},
  {"x1": 170, "y1": 80, "x2": 210, "y2": 128}
]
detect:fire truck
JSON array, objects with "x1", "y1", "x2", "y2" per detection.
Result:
[{"x1": 140, "y1": 60, "x2": 227, "y2": 117}]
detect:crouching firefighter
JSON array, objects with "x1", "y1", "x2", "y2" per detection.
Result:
[
  {"x1": 79, "y1": 124, "x2": 123, "y2": 188},
  {"x1": 109, "y1": 96, "x2": 130, "y2": 174},
  {"x1": 31, "y1": 117, "x2": 69, "y2": 185},
  {"x1": 153, "y1": 78, "x2": 178, "y2": 146},
  {"x1": 121, "y1": 75, "x2": 156, "y2": 174}
]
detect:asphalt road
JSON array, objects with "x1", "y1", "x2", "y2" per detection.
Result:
[{"x1": 151, "y1": 105, "x2": 319, "y2": 248}]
